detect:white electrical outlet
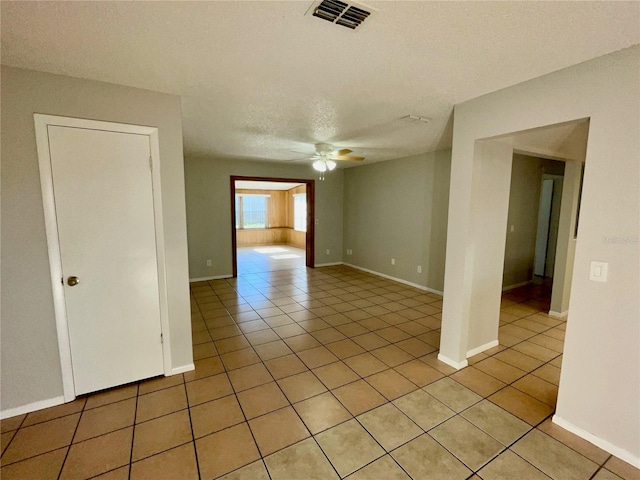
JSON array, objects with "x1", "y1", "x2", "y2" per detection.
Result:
[
  {"x1": 206, "y1": 259, "x2": 212, "y2": 267},
  {"x1": 417, "y1": 266, "x2": 422, "y2": 273},
  {"x1": 326, "y1": 249, "x2": 330, "y2": 255},
  {"x1": 391, "y1": 258, "x2": 395, "y2": 266},
  {"x1": 589, "y1": 261, "x2": 608, "y2": 282}
]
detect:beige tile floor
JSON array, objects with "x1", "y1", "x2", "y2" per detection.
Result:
[
  {"x1": 2, "y1": 265, "x2": 639, "y2": 480},
  {"x1": 236, "y1": 246, "x2": 306, "y2": 274}
]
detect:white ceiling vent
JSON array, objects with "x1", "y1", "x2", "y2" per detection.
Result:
[{"x1": 306, "y1": 0, "x2": 374, "y2": 30}]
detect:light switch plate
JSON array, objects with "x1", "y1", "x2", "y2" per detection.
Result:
[{"x1": 589, "y1": 261, "x2": 608, "y2": 282}]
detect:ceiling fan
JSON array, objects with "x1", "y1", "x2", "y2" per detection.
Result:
[{"x1": 303, "y1": 143, "x2": 365, "y2": 175}]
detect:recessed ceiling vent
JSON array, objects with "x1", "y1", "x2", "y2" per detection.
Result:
[{"x1": 307, "y1": 0, "x2": 373, "y2": 30}]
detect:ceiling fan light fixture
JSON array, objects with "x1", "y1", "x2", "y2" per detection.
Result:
[
  {"x1": 313, "y1": 159, "x2": 327, "y2": 172},
  {"x1": 326, "y1": 160, "x2": 337, "y2": 170}
]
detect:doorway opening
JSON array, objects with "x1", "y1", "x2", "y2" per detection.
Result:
[{"x1": 230, "y1": 176, "x2": 315, "y2": 276}]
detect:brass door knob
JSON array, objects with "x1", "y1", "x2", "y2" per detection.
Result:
[{"x1": 67, "y1": 276, "x2": 80, "y2": 286}]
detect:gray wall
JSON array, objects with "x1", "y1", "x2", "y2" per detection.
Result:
[
  {"x1": 503, "y1": 154, "x2": 565, "y2": 288},
  {"x1": 184, "y1": 157, "x2": 344, "y2": 279},
  {"x1": 342, "y1": 151, "x2": 451, "y2": 292},
  {"x1": 1, "y1": 67, "x2": 192, "y2": 413}
]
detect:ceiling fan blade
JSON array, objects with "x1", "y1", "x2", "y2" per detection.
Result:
[
  {"x1": 334, "y1": 155, "x2": 365, "y2": 161},
  {"x1": 336, "y1": 149, "x2": 352, "y2": 155}
]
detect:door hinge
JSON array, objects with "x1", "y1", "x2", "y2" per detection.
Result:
[
  {"x1": 149, "y1": 156, "x2": 153, "y2": 171},
  {"x1": 61, "y1": 277, "x2": 64, "y2": 285},
  {"x1": 160, "y1": 333, "x2": 163, "y2": 344}
]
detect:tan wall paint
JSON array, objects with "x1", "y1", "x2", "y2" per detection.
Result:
[
  {"x1": 0, "y1": 66, "x2": 192, "y2": 413},
  {"x1": 185, "y1": 157, "x2": 342, "y2": 279},
  {"x1": 343, "y1": 151, "x2": 451, "y2": 292},
  {"x1": 440, "y1": 47, "x2": 639, "y2": 461}
]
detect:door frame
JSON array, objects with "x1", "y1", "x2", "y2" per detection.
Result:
[
  {"x1": 230, "y1": 175, "x2": 315, "y2": 277},
  {"x1": 34, "y1": 114, "x2": 171, "y2": 402}
]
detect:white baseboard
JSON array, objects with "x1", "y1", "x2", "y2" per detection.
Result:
[
  {"x1": 548, "y1": 310, "x2": 568, "y2": 319},
  {"x1": 343, "y1": 263, "x2": 443, "y2": 295},
  {"x1": 189, "y1": 274, "x2": 233, "y2": 282},
  {"x1": 171, "y1": 363, "x2": 195, "y2": 375},
  {"x1": 467, "y1": 340, "x2": 499, "y2": 358},
  {"x1": 502, "y1": 280, "x2": 533, "y2": 292},
  {"x1": 1, "y1": 395, "x2": 65, "y2": 420},
  {"x1": 315, "y1": 262, "x2": 344, "y2": 267},
  {"x1": 437, "y1": 353, "x2": 468, "y2": 370},
  {"x1": 552, "y1": 415, "x2": 640, "y2": 468}
]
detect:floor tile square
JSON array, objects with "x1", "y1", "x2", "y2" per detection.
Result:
[
  {"x1": 311, "y1": 328, "x2": 347, "y2": 345},
  {"x1": 316, "y1": 419, "x2": 384, "y2": 477},
  {"x1": 512, "y1": 430, "x2": 599, "y2": 480},
  {"x1": 277, "y1": 371, "x2": 327, "y2": 403},
  {"x1": 357, "y1": 403, "x2": 422, "y2": 451},
  {"x1": 313, "y1": 361, "x2": 359, "y2": 389},
  {"x1": 132, "y1": 410, "x2": 192, "y2": 461},
  {"x1": 185, "y1": 373, "x2": 233, "y2": 406},
  {"x1": 488, "y1": 387, "x2": 554, "y2": 425},
  {"x1": 536, "y1": 418, "x2": 609, "y2": 465},
  {"x1": 298, "y1": 346, "x2": 339, "y2": 369},
  {"x1": 60, "y1": 427, "x2": 133, "y2": 480},
  {"x1": 333, "y1": 380, "x2": 386, "y2": 416},
  {"x1": 423, "y1": 377, "x2": 482, "y2": 412},
  {"x1": 248, "y1": 406, "x2": 310, "y2": 456},
  {"x1": 220, "y1": 347, "x2": 261, "y2": 370},
  {"x1": 274, "y1": 323, "x2": 308, "y2": 339},
  {"x1": 0, "y1": 447, "x2": 67, "y2": 480},
  {"x1": 394, "y1": 359, "x2": 443, "y2": 387},
  {"x1": 2, "y1": 414, "x2": 80, "y2": 464},
  {"x1": 451, "y1": 366, "x2": 506, "y2": 397},
  {"x1": 366, "y1": 369, "x2": 417, "y2": 400},
  {"x1": 183, "y1": 356, "x2": 225, "y2": 382},
  {"x1": 190, "y1": 395, "x2": 245, "y2": 438},
  {"x1": 344, "y1": 352, "x2": 388, "y2": 377},
  {"x1": 326, "y1": 339, "x2": 366, "y2": 359},
  {"x1": 604, "y1": 456, "x2": 640, "y2": 480},
  {"x1": 264, "y1": 437, "x2": 339, "y2": 480},
  {"x1": 264, "y1": 354, "x2": 308, "y2": 379},
  {"x1": 477, "y1": 450, "x2": 552, "y2": 480},
  {"x1": 237, "y1": 382, "x2": 289, "y2": 419},
  {"x1": 74, "y1": 398, "x2": 136, "y2": 442},
  {"x1": 23, "y1": 399, "x2": 85, "y2": 427},
  {"x1": 352, "y1": 333, "x2": 390, "y2": 350},
  {"x1": 196, "y1": 423, "x2": 260, "y2": 479},
  {"x1": 346, "y1": 455, "x2": 410, "y2": 480},
  {"x1": 391, "y1": 434, "x2": 471, "y2": 480},
  {"x1": 138, "y1": 374, "x2": 184, "y2": 395},
  {"x1": 130, "y1": 444, "x2": 199, "y2": 480},
  {"x1": 461, "y1": 400, "x2": 530, "y2": 446},
  {"x1": 228, "y1": 363, "x2": 273, "y2": 392},
  {"x1": 395, "y1": 337, "x2": 436, "y2": 357},
  {"x1": 218, "y1": 460, "x2": 270, "y2": 480},
  {"x1": 393, "y1": 389, "x2": 455, "y2": 430},
  {"x1": 293, "y1": 392, "x2": 352, "y2": 434},
  {"x1": 429, "y1": 416, "x2": 504, "y2": 470},
  {"x1": 371, "y1": 345, "x2": 414, "y2": 367},
  {"x1": 254, "y1": 340, "x2": 293, "y2": 361},
  {"x1": 512, "y1": 374, "x2": 558, "y2": 406},
  {"x1": 474, "y1": 357, "x2": 527, "y2": 384}
]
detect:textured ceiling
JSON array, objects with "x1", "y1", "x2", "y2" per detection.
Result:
[{"x1": 2, "y1": 1, "x2": 638, "y2": 166}]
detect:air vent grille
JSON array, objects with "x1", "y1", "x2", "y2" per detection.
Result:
[{"x1": 309, "y1": 0, "x2": 372, "y2": 30}]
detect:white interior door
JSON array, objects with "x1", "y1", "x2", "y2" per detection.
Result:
[{"x1": 47, "y1": 125, "x2": 164, "y2": 395}]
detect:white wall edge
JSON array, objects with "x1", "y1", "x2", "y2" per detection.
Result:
[
  {"x1": 315, "y1": 262, "x2": 344, "y2": 267},
  {"x1": 189, "y1": 275, "x2": 233, "y2": 282},
  {"x1": 502, "y1": 280, "x2": 533, "y2": 292},
  {"x1": 171, "y1": 363, "x2": 195, "y2": 375},
  {"x1": 548, "y1": 310, "x2": 569, "y2": 319},
  {"x1": 467, "y1": 340, "x2": 499, "y2": 358},
  {"x1": 437, "y1": 353, "x2": 468, "y2": 370},
  {"x1": 1, "y1": 395, "x2": 65, "y2": 420},
  {"x1": 343, "y1": 263, "x2": 444, "y2": 295},
  {"x1": 552, "y1": 415, "x2": 640, "y2": 468}
]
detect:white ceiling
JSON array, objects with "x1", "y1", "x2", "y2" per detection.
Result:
[{"x1": 2, "y1": 1, "x2": 638, "y2": 166}]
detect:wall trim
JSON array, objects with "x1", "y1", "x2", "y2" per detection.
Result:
[
  {"x1": 1, "y1": 396, "x2": 65, "y2": 420},
  {"x1": 171, "y1": 363, "x2": 195, "y2": 375},
  {"x1": 467, "y1": 340, "x2": 499, "y2": 358},
  {"x1": 315, "y1": 262, "x2": 344, "y2": 267},
  {"x1": 552, "y1": 415, "x2": 640, "y2": 468},
  {"x1": 548, "y1": 310, "x2": 569, "y2": 319},
  {"x1": 189, "y1": 275, "x2": 233, "y2": 282},
  {"x1": 502, "y1": 280, "x2": 533, "y2": 292},
  {"x1": 343, "y1": 263, "x2": 444, "y2": 295},
  {"x1": 437, "y1": 353, "x2": 468, "y2": 370}
]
